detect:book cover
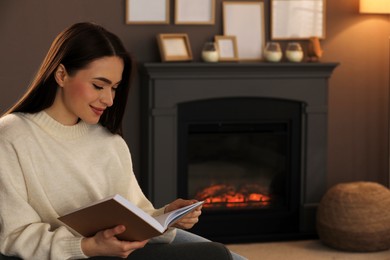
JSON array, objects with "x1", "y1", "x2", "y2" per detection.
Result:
[{"x1": 58, "y1": 194, "x2": 203, "y2": 241}]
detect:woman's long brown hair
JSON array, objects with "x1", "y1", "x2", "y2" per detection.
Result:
[{"x1": 4, "y1": 22, "x2": 134, "y2": 136}]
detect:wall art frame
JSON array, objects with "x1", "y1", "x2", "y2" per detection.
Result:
[
  {"x1": 174, "y1": 0, "x2": 215, "y2": 25},
  {"x1": 271, "y1": 0, "x2": 325, "y2": 40},
  {"x1": 223, "y1": 1, "x2": 265, "y2": 61},
  {"x1": 214, "y1": 35, "x2": 238, "y2": 61},
  {"x1": 126, "y1": 0, "x2": 169, "y2": 24},
  {"x1": 156, "y1": 34, "x2": 193, "y2": 62}
]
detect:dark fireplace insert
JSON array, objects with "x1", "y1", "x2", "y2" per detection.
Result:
[{"x1": 177, "y1": 97, "x2": 303, "y2": 242}]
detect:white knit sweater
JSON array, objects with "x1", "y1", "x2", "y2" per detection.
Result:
[{"x1": 0, "y1": 111, "x2": 175, "y2": 259}]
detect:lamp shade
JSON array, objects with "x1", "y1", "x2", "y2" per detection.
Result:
[{"x1": 360, "y1": 0, "x2": 390, "y2": 14}]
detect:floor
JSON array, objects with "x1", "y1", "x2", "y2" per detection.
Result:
[{"x1": 226, "y1": 240, "x2": 390, "y2": 260}]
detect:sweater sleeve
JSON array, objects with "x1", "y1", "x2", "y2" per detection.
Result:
[{"x1": 0, "y1": 138, "x2": 87, "y2": 260}]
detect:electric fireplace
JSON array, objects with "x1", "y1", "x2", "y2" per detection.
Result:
[
  {"x1": 177, "y1": 97, "x2": 302, "y2": 241},
  {"x1": 140, "y1": 62, "x2": 338, "y2": 242}
]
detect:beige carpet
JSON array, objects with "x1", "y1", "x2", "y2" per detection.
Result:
[{"x1": 226, "y1": 240, "x2": 390, "y2": 260}]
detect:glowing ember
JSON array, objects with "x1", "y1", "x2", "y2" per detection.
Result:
[{"x1": 195, "y1": 184, "x2": 271, "y2": 209}]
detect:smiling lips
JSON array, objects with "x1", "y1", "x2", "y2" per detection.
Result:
[{"x1": 91, "y1": 106, "x2": 105, "y2": 116}]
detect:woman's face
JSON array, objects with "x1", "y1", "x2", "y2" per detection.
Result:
[{"x1": 49, "y1": 56, "x2": 124, "y2": 125}]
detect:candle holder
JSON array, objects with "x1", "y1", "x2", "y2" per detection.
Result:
[
  {"x1": 264, "y1": 42, "x2": 282, "y2": 62},
  {"x1": 286, "y1": 42, "x2": 304, "y2": 62},
  {"x1": 201, "y1": 42, "x2": 219, "y2": 62}
]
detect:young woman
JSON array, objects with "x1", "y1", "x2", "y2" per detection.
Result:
[{"x1": 0, "y1": 22, "x2": 244, "y2": 260}]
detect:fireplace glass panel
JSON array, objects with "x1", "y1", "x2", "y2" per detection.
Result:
[{"x1": 187, "y1": 123, "x2": 289, "y2": 211}]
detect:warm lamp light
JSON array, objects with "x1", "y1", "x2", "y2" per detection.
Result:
[{"x1": 360, "y1": 0, "x2": 390, "y2": 14}]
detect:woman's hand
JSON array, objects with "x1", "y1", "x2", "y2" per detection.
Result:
[
  {"x1": 81, "y1": 225, "x2": 148, "y2": 258},
  {"x1": 165, "y1": 198, "x2": 203, "y2": 229}
]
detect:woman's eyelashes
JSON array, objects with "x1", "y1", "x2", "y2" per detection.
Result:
[
  {"x1": 93, "y1": 83, "x2": 118, "y2": 92},
  {"x1": 93, "y1": 83, "x2": 104, "y2": 90}
]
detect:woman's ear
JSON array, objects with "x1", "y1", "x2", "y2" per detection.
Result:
[{"x1": 54, "y1": 64, "x2": 67, "y2": 87}]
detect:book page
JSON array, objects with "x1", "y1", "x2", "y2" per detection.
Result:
[
  {"x1": 154, "y1": 201, "x2": 204, "y2": 228},
  {"x1": 113, "y1": 194, "x2": 165, "y2": 232}
]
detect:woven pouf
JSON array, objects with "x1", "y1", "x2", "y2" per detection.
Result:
[{"x1": 316, "y1": 181, "x2": 390, "y2": 252}]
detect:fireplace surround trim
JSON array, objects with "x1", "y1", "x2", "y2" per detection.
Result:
[{"x1": 140, "y1": 62, "x2": 339, "y2": 239}]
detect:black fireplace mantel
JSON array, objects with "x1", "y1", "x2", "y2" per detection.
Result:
[
  {"x1": 140, "y1": 62, "x2": 337, "y2": 79},
  {"x1": 140, "y1": 62, "x2": 339, "y2": 239}
]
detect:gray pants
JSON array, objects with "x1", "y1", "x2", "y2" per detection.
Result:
[{"x1": 172, "y1": 229, "x2": 247, "y2": 260}]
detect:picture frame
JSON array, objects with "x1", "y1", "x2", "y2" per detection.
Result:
[
  {"x1": 214, "y1": 35, "x2": 238, "y2": 61},
  {"x1": 174, "y1": 0, "x2": 215, "y2": 25},
  {"x1": 126, "y1": 0, "x2": 169, "y2": 24},
  {"x1": 223, "y1": 1, "x2": 265, "y2": 61},
  {"x1": 156, "y1": 34, "x2": 193, "y2": 62},
  {"x1": 271, "y1": 0, "x2": 325, "y2": 40}
]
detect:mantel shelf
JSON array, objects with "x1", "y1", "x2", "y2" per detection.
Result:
[{"x1": 141, "y1": 62, "x2": 339, "y2": 79}]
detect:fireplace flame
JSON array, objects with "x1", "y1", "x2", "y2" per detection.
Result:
[{"x1": 195, "y1": 184, "x2": 271, "y2": 209}]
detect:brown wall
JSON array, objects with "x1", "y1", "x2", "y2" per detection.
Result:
[{"x1": 0, "y1": 0, "x2": 389, "y2": 189}]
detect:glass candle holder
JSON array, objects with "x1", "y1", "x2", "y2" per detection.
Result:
[
  {"x1": 201, "y1": 42, "x2": 219, "y2": 62},
  {"x1": 264, "y1": 42, "x2": 282, "y2": 62},
  {"x1": 285, "y1": 42, "x2": 304, "y2": 62}
]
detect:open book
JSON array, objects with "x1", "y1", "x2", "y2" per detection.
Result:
[{"x1": 58, "y1": 194, "x2": 204, "y2": 241}]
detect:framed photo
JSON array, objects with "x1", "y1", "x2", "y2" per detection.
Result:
[
  {"x1": 223, "y1": 1, "x2": 265, "y2": 61},
  {"x1": 175, "y1": 0, "x2": 215, "y2": 25},
  {"x1": 271, "y1": 0, "x2": 325, "y2": 40},
  {"x1": 214, "y1": 35, "x2": 238, "y2": 61},
  {"x1": 126, "y1": 0, "x2": 169, "y2": 24},
  {"x1": 156, "y1": 34, "x2": 193, "y2": 62}
]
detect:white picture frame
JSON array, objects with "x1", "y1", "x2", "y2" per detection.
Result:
[
  {"x1": 223, "y1": 1, "x2": 265, "y2": 61},
  {"x1": 126, "y1": 0, "x2": 169, "y2": 24},
  {"x1": 214, "y1": 35, "x2": 238, "y2": 61},
  {"x1": 175, "y1": 0, "x2": 215, "y2": 25},
  {"x1": 271, "y1": 0, "x2": 325, "y2": 40}
]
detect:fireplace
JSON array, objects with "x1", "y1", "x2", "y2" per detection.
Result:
[
  {"x1": 140, "y1": 62, "x2": 338, "y2": 242},
  {"x1": 177, "y1": 97, "x2": 302, "y2": 242}
]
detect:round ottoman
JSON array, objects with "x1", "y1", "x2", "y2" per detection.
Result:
[{"x1": 316, "y1": 181, "x2": 390, "y2": 252}]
